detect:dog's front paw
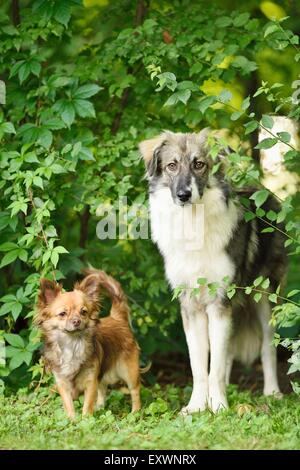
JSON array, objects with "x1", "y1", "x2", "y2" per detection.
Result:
[
  {"x1": 180, "y1": 400, "x2": 207, "y2": 416},
  {"x1": 263, "y1": 387, "x2": 283, "y2": 399},
  {"x1": 208, "y1": 393, "x2": 228, "y2": 413}
]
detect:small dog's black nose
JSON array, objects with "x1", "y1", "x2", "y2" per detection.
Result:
[
  {"x1": 177, "y1": 189, "x2": 191, "y2": 202},
  {"x1": 72, "y1": 317, "x2": 81, "y2": 327}
]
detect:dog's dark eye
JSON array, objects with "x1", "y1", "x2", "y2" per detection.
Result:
[
  {"x1": 167, "y1": 162, "x2": 177, "y2": 171},
  {"x1": 58, "y1": 311, "x2": 66, "y2": 317},
  {"x1": 194, "y1": 160, "x2": 206, "y2": 170},
  {"x1": 80, "y1": 307, "x2": 87, "y2": 316}
]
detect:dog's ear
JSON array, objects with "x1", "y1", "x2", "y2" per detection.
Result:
[
  {"x1": 196, "y1": 127, "x2": 211, "y2": 147},
  {"x1": 77, "y1": 274, "x2": 101, "y2": 305},
  {"x1": 139, "y1": 135, "x2": 166, "y2": 177},
  {"x1": 35, "y1": 279, "x2": 61, "y2": 326},
  {"x1": 38, "y1": 279, "x2": 61, "y2": 308}
]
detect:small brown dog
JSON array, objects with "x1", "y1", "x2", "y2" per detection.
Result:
[{"x1": 35, "y1": 269, "x2": 142, "y2": 419}]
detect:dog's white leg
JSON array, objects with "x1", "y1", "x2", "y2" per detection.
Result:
[
  {"x1": 257, "y1": 297, "x2": 281, "y2": 396},
  {"x1": 207, "y1": 302, "x2": 232, "y2": 412},
  {"x1": 180, "y1": 297, "x2": 209, "y2": 414}
]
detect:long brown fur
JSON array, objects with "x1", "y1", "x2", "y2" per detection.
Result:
[{"x1": 35, "y1": 270, "x2": 142, "y2": 419}]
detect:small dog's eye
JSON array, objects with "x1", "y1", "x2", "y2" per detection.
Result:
[
  {"x1": 58, "y1": 311, "x2": 66, "y2": 317},
  {"x1": 194, "y1": 160, "x2": 206, "y2": 170},
  {"x1": 167, "y1": 162, "x2": 177, "y2": 171},
  {"x1": 80, "y1": 307, "x2": 87, "y2": 316}
]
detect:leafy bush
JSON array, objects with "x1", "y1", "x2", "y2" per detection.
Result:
[{"x1": 0, "y1": 0, "x2": 299, "y2": 391}]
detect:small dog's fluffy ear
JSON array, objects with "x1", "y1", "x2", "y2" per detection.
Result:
[
  {"x1": 77, "y1": 274, "x2": 101, "y2": 305},
  {"x1": 38, "y1": 279, "x2": 61, "y2": 307}
]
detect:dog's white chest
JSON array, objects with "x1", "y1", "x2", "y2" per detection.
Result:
[
  {"x1": 54, "y1": 334, "x2": 89, "y2": 378},
  {"x1": 149, "y1": 187, "x2": 239, "y2": 289}
]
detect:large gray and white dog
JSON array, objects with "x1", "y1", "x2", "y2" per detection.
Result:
[{"x1": 140, "y1": 129, "x2": 287, "y2": 413}]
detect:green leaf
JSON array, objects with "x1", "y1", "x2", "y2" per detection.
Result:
[
  {"x1": 45, "y1": 225, "x2": 57, "y2": 237},
  {"x1": 261, "y1": 115, "x2": 274, "y2": 129},
  {"x1": 11, "y1": 302, "x2": 22, "y2": 321},
  {"x1": 51, "y1": 251, "x2": 59, "y2": 268},
  {"x1": 30, "y1": 60, "x2": 41, "y2": 77},
  {"x1": 266, "y1": 210, "x2": 277, "y2": 221},
  {"x1": 61, "y1": 102, "x2": 75, "y2": 127},
  {"x1": 215, "y1": 16, "x2": 232, "y2": 27},
  {"x1": 73, "y1": 84, "x2": 102, "y2": 99},
  {"x1": 0, "y1": 242, "x2": 18, "y2": 252},
  {"x1": 18, "y1": 62, "x2": 31, "y2": 84},
  {"x1": 254, "y1": 276, "x2": 263, "y2": 287},
  {"x1": 244, "y1": 211, "x2": 256, "y2": 222},
  {"x1": 18, "y1": 249, "x2": 28, "y2": 263},
  {"x1": 256, "y1": 208, "x2": 265, "y2": 217},
  {"x1": 44, "y1": 118, "x2": 65, "y2": 130},
  {"x1": 269, "y1": 293, "x2": 278, "y2": 304},
  {"x1": 244, "y1": 121, "x2": 258, "y2": 135},
  {"x1": 53, "y1": 1, "x2": 71, "y2": 27},
  {"x1": 261, "y1": 278, "x2": 270, "y2": 289},
  {"x1": 4, "y1": 333, "x2": 24, "y2": 348},
  {"x1": 255, "y1": 138, "x2": 278, "y2": 149},
  {"x1": 0, "y1": 250, "x2": 19, "y2": 268},
  {"x1": 277, "y1": 131, "x2": 291, "y2": 143},
  {"x1": 230, "y1": 111, "x2": 243, "y2": 121},
  {"x1": 37, "y1": 128, "x2": 53, "y2": 150},
  {"x1": 177, "y1": 89, "x2": 191, "y2": 104},
  {"x1": 189, "y1": 63, "x2": 203, "y2": 76},
  {"x1": 74, "y1": 99, "x2": 95, "y2": 118},
  {"x1": 33, "y1": 176, "x2": 44, "y2": 189},
  {"x1": 264, "y1": 24, "x2": 280, "y2": 38},
  {"x1": 78, "y1": 147, "x2": 95, "y2": 161},
  {"x1": 287, "y1": 290, "x2": 300, "y2": 298},
  {"x1": 254, "y1": 292, "x2": 262, "y2": 303},
  {"x1": 24, "y1": 152, "x2": 39, "y2": 163},
  {"x1": 233, "y1": 13, "x2": 250, "y2": 27},
  {"x1": 54, "y1": 246, "x2": 68, "y2": 254},
  {"x1": 250, "y1": 189, "x2": 269, "y2": 208},
  {"x1": 9, "y1": 353, "x2": 25, "y2": 371},
  {"x1": 199, "y1": 96, "x2": 216, "y2": 114},
  {"x1": 0, "y1": 122, "x2": 16, "y2": 134},
  {"x1": 241, "y1": 96, "x2": 250, "y2": 111},
  {"x1": 227, "y1": 289, "x2": 236, "y2": 299}
]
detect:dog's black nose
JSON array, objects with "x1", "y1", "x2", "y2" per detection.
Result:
[{"x1": 177, "y1": 189, "x2": 191, "y2": 202}]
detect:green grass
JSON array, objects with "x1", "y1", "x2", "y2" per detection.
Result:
[{"x1": 0, "y1": 384, "x2": 300, "y2": 450}]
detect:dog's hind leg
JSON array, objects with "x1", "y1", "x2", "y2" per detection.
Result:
[
  {"x1": 119, "y1": 353, "x2": 141, "y2": 412},
  {"x1": 180, "y1": 295, "x2": 209, "y2": 414},
  {"x1": 257, "y1": 297, "x2": 282, "y2": 397},
  {"x1": 95, "y1": 383, "x2": 107, "y2": 409}
]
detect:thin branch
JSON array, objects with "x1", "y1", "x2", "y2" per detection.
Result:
[
  {"x1": 28, "y1": 189, "x2": 56, "y2": 281},
  {"x1": 111, "y1": 87, "x2": 131, "y2": 135},
  {"x1": 79, "y1": 205, "x2": 90, "y2": 250},
  {"x1": 11, "y1": 0, "x2": 21, "y2": 26}
]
